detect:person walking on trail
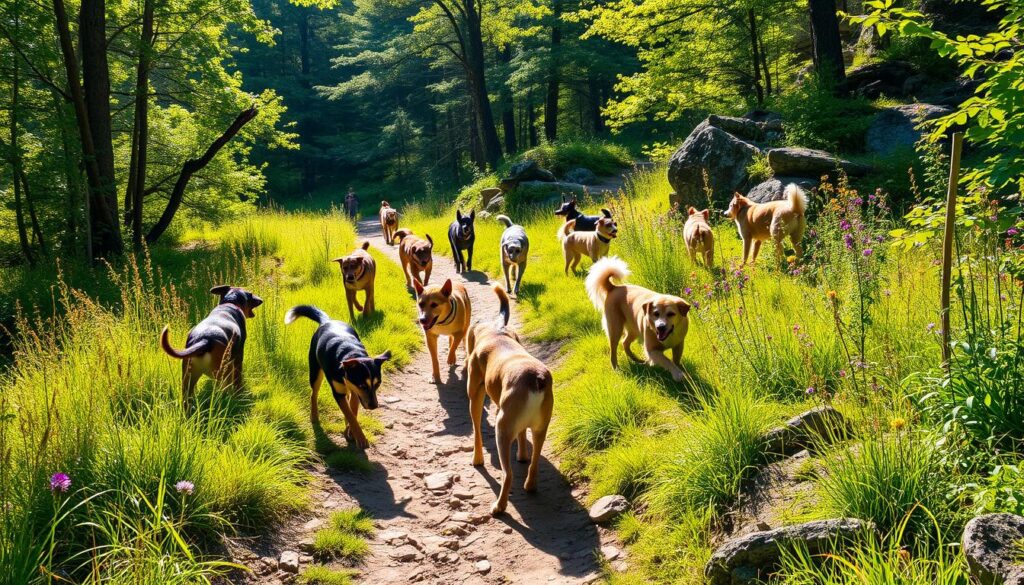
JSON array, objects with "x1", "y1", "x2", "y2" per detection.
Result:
[{"x1": 345, "y1": 188, "x2": 359, "y2": 220}]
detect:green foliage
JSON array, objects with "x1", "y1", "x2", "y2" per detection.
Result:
[
  {"x1": 520, "y1": 139, "x2": 632, "y2": 175},
  {"x1": 298, "y1": 566, "x2": 357, "y2": 585},
  {"x1": 310, "y1": 508, "x2": 373, "y2": 560},
  {"x1": 746, "y1": 151, "x2": 774, "y2": 184},
  {"x1": 772, "y1": 76, "x2": 876, "y2": 152}
]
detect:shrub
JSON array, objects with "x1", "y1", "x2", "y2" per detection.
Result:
[
  {"x1": 746, "y1": 152, "x2": 774, "y2": 184},
  {"x1": 298, "y1": 566, "x2": 356, "y2": 585},
  {"x1": 772, "y1": 75, "x2": 875, "y2": 152},
  {"x1": 557, "y1": 378, "x2": 667, "y2": 453},
  {"x1": 520, "y1": 139, "x2": 632, "y2": 176},
  {"x1": 310, "y1": 508, "x2": 373, "y2": 560}
]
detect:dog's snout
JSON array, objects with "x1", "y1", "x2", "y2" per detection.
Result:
[{"x1": 655, "y1": 322, "x2": 667, "y2": 332}]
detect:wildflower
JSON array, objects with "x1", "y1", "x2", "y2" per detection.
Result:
[
  {"x1": 766, "y1": 334, "x2": 773, "y2": 341},
  {"x1": 826, "y1": 290, "x2": 837, "y2": 300},
  {"x1": 840, "y1": 219, "x2": 851, "y2": 231},
  {"x1": 50, "y1": 473, "x2": 71, "y2": 493},
  {"x1": 862, "y1": 248, "x2": 873, "y2": 257},
  {"x1": 882, "y1": 289, "x2": 891, "y2": 297},
  {"x1": 1009, "y1": 228, "x2": 1019, "y2": 236},
  {"x1": 805, "y1": 387, "x2": 816, "y2": 396},
  {"x1": 897, "y1": 548, "x2": 911, "y2": 563},
  {"x1": 683, "y1": 287, "x2": 692, "y2": 295},
  {"x1": 837, "y1": 369, "x2": 847, "y2": 378},
  {"x1": 926, "y1": 322, "x2": 936, "y2": 332},
  {"x1": 792, "y1": 324, "x2": 801, "y2": 333},
  {"x1": 692, "y1": 301, "x2": 700, "y2": 310},
  {"x1": 737, "y1": 307, "x2": 744, "y2": 316},
  {"x1": 844, "y1": 234, "x2": 855, "y2": 250},
  {"x1": 175, "y1": 480, "x2": 195, "y2": 495},
  {"x1": 889, "y1": 417, "x2": 907, "y2": 431},
  {"x1": 786, "y1": 255, "x2": 797, "y2": 264}
]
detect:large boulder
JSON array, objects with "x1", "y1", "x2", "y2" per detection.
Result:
[
  {"x1": 767, "y1": 147, "x2": 870, "y2": 178},
  {"x1": 963, "y1": 514, "x2": 1024, "y2": 585},
  {"x1": 564, "y1": 167, "x2": 599, "y2": 185},
  {"x1": 762, "y1": 406, "x2": 848, "y2": 458},
  {"x1": 839, "y1": 61, "x2": 919, "y2": 98},
  {"x1": 866, "y1": 103, "x2": 951, "y2": 155},
  {"x1": 480, "y1": 187, "x2": 503, "y2": 209},
  {"x1": 747, "y1": 177, "x2": 821, "y2": 204},
  {"x1": 668, "y1": 120, "x2": 761, "y2": 208},
  {"x1": 705, "y1": 518, "x2": 873, "y2": 585},
  {"x1": 500, "y1": 159, "x2": 556, "y2": 190}
]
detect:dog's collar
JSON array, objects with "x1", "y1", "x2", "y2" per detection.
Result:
[
  {"x1": 437, "y1": 298, "x2": 458, "y2": 326},
  {"x1": 221, "y1": 302, "x2": 247, "y2": 315},
  {"x1": 597, "y1": 234, "x2": 611, "y2": 244}
]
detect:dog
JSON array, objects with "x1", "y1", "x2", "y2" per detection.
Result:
[
  {"x1": 285, "y1": 305, "x2": 391, "y2": 449},
  {"x1": 497, "y1": 215, "x2": 529, "y2": 297},
  {"x1": 413, "y1": 278, "x2": 471, "y2": 383},
  {"x1": 558, "y1": 216, "x2": 618, "y2": 275},
  {"x1": 683, "y1": 207, "x2": 715, "y2": 267},
  {"x1": 586, "y1": 258, "x2": 691, "y2": 382},
  {"x1": 726, "y1": 184, "x2": 808, "y2": 264},
  {"x1": 448, "y1": 209, "x2": 476, "y2": 273},
  {"x1": 379, "y1": 201, "x2": 399, "y2": 244},
  {"x1": 554, "y1": 196, "x2": 612, "y2": 232},
  {"x1": 333, "y1": 241, "x2": 376, "y2": 321},
  {"x1": 466, "y1": 285, "x2": 553, "y2": 516},
  {"x1": 393, "y1": 229, "x2": 433, "y2": 288},
  {"x1": 160, "y1": 286, "x2": 263, "y2": 407}
]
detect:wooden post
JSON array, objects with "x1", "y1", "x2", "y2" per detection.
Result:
[{"x1": 940, "y1": 132, "x2": 964, "y2": 370}]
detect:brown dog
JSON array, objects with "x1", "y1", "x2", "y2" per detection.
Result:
[
  {"x1": 333, "y1": 241, "x2": 376, "y2": 321},
  {"x1": 726, "y1": 184, "x2": 808, "y2": 264},
  {"x1": 558, "y1": 217, "x2": 618, "y2": 275},
  {"x1": 586, "y1": 257, "x2": 691, "y2": 382},
  {"x1": 393, "y1": 229, "x2": 433, "y2": 288},
  {"x1": 466, "y1": 285, "x2": 553, "y2": 516},
  {"x1": 379, "y1": 201, "x2": 399, "y2": 244},
  {"x1": 160, "y1": 286, "x2": 263, "y2": 407},
  {"x1": 413, "y1": 278, "x2": 472, "y2": 383},
  {"x1": 683, "y1": 207, "x2": 715, "y2": 267}
]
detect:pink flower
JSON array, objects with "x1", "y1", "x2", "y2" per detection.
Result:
[
  {"x1": 175, "y1": 480, "x2": 195, "y2": 495},
  {"x1": 50, "y1": 473, "x2": 71, "y2": 493}
]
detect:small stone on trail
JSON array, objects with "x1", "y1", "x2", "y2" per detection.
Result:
[
  {"x1": 278, "y1": 550, "x2": 300, "y2": 574},
  {"x1": 453, "y1": 488, "x2": 475, "y2": 500},
  {"x1": 475, "y1": 560, "x2": 492, "y2": 575},
  {"x1": 425, "y1": 471, "x2": 454, "y2": 491},
  {"x1": 502, "y1": 526, "x2": 513, "y2": 534},
  {"x1": 390, "y1": 545, "x2": 420, "y2": 562},
  {"x1": 451, "y1": 512, "x2": 472, "y2": 523},
  {"x1": 302, "y1": 518, "x2": 323, "y2": 531},
  {"x1": 384, "y1": 396, "x2": 401, "y2": 403},
  {"x1": 449, "y1": 497, "x2": 464, "y2": 509},
  {"x1": 378, "y1": 529, "x2": 408, "y2": 544},
  {"x1": 589, "y1": 495, "x2": 629, "y2": 524},
  {"x1": 601, "y1": 545, "x2": 621, "y2": 561}
]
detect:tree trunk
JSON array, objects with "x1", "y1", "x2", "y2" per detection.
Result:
[
  {"x1": 498, "y1": 47, "x2": 517, "y2": 155},
  {"x1": 464, "y1": 4, "x2": 501, "y2": 170},
  {"x1": 759, "y1": 32, "x2": 773, "y2": 96},
  {"x1": 79, "y1": 0, "x2": 122, "y2": 256},
  {"x1": 125, "y1": 0, "x2": 154, "y2": 250},
  {"x1": 748, "y1": 10, "x2": 764, "y2": 106},
  {"x1": 527, "y1": 94, "x2": 539, "y2": 147},
  {"x1": 808, "y1": 0, "x2": 846, "y2": 83},
  {"x1": 544, "y1": 0, "x2": 561, "y2": 142},
  {"x1": 298, "y1": 8, "x2": 311, "y2": 76},
  {"x1": 9, "y1": 39, "x2": 35, "y2": 266},
  {"x1": 146, "y1": 106, "x2": 259, "y2": 244}
]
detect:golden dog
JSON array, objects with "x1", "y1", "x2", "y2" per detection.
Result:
[
  {"x1": 586, "y1": 257, "x2": 691, "y2": 382},
  {"x1": 683, "y1": 207, "x2": 715, "y2": 267},
  {"x1": 726, "y1": 184, "x2": 808, "y2": 264},
  {"x1": 393, "y1": 229, "x2": 433, "y2": 288},
  {"x1": 332, "y1": 241, "x2": 376, "y2": 321},
  {"x1": 414, "y1": 278, "x2": 472, "y2": 383},
  {"x1": 379, "y1": 201, "x2": 399, "y2": 244},
  {"x1": 466, "y1": 285, "x2": 553, "y2": 516},
  {"x1": 558, "y1": 216, "x2": 618, "y2": 275}
]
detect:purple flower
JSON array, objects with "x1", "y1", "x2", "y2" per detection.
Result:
[
  {"x1": 692, "y1": 301, "x2": 700, "y2": 309},
  {"x1": 862, "y1": 248, "x2": 874, "y2": 257},
  {"x1": 840, "y1": 220, "x2": 852, "y2": 231},
  {"x1": 927, "y1": 322, "x2": 936, "y2": 332},
  {"x1": 684, "y1": 287, "x2": 692, "y2": 295},
  {"x1": 838, "y1": 369, "x2": 847, "y2": 378},
  {"x1": 853, "y1": 197, "x2": 863, "y2": 206},
  {"x1": 792, "y1": 324, "x2": 801, "y2": 333},
  {"x1": 175, "y1": 480, "x2": 195, "y2": 495},
  {"x1": 844, "y1": 234, "x2": 855, "y2": 250},
  {"x1": 1008, "y1": 228, "x2": 1019, "y2": 236},
  {"x1": 50, "y1": 473, "x2": 71, "y2": 493},
  {"x1": 806, "y1": 387, "x2": 816, "y2": 395}
]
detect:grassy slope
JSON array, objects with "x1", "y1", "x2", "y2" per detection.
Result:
[
  {"x1": 0, "y1": 210, "x2": 420, "y2": 584},
  {"x1": 403, "y1": 167, "x2": 968, "y2": 582}
]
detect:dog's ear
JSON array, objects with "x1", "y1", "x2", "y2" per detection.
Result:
[
  {"x1": 560, "y1": 194, "x2": 566, "y2": 203},
  {"x1": 456, "y1": 209, "x2": 464, "y2": 220},
  {"x1": 413, "y1": 279, "x2": 425, "y2": 297},
  {"x1": 701, "y1": 209, "x2": 710, "y2": 219},
  {"x1": 469, "y1": 209, "x2": 475, "y2": 221},
  {"x1": 677, "y1": 299, "x2": 691, "y2": 316},
  {"x1": 440, "y1": 279, "x2": 453, "y2": 297},
  {"x1": 210, "y1": 285, "x2": 231, "y2": 297},
  {"x1": 249, "y1": 293, "x2": 264, "y2": 308},
  {"x1": 425, "y1": 234, "x2": 433, "y2": 247},
  {"x1": 687, "y1": 206, "x2": 697, "y2": 215},
  {"x1": 642, "y1": 301, "x2": 653, "y2": 315},
  {"x1": 374, "y1": 350, "x2": 392, "y2": 365},
  {"x1": 341, "y1": 358, "x2": 363, "y2": 370},
  {"x1": 330, "y1": 257, "x2": 345, "y2": 264},
  {"x1": 381, "y1": 200, "x2": 389, "y2": 207},
  {"x1": 601, "y1": 208, "x2": 612, "y2": 218}
]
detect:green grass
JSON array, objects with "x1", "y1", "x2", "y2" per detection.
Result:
[
  {"x1": 0, "y1": 210, "x2": 420, "y2": 583},
  {"x1": 310, "y1": 508, "x2": 374, "y2": 560},
  {"x1": 298, "y1": 565, "x2": 357, "y2": 585}
]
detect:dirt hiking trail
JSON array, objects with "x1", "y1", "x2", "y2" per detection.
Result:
[{"x1": 230, "y1": 218, "x2": 618, "y2": 584}]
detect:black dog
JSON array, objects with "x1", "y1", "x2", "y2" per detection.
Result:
[
  {"x1": 554, "y1": 196, "x2": 612, "y2": 232},
  {"x1": 448, "y1": 209, "x2": 476, "y2": 273},
  {"x1": 161, "y1": 285, "x2": 263, "y2": 408},
  {"x1": 285, "y1": 305, "x2": 391, "y2": 449}
]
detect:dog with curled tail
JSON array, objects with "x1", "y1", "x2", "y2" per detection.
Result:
[{"x1": 726, "y1": 184, "x2": 808, "y2": 264}]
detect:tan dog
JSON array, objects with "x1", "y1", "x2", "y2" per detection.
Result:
[
  {"x1": 726, "y1": 184, "x2": 808, "y2": 264},
  {"x1": 586, "y1": 257, "x2": 691, "y2": 382},
  {"x1": 393, "y1": 229, "x2": 433, "y2": 288},
  {"x1": 558, "y1": 216, "x2": 618, "y2": 274},
  {"x1": 466, "y1": 285, "x2": 553, "y2": 516},
  {"x1": 683, "y1": 207, "x2": 715, "y2": 267},
  {"x1": 379, "y1": 201, "x2": 399, "y2": 244},
  {"x1": 332, "y1": 241, "x2": 376, "y2": 321},
  {"x1": 413, "y1": 278, "x2": 472, "y2": 383}
]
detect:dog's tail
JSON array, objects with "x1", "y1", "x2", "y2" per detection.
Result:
[
  {"x1": 557, "y1": 219, "x2": 576, "y2": 242},
  {"x1": 392, "y1": 228, "x2": 413, "y2": 243},
  {"x1": 360, "y1": 240, "x2": 370, "y2": 251},
  {"x1": 585, "y1": 256, "x2": 630, "y2": 310},
  {"x1": 284, "y1": 305, "x2": 331, "y2": 326},
  {"x1": 160, "y1": 326, "x2": 210, "y2": 359},
  {"x1": 493, "y1": 285, "x2": 511, "y2": 329},
  {"x1": 785, "y1": 184, "x2": 808, "y2": 217},
  {"x1": 496, "y1": 214, "x2": 513, "y2": 228}
]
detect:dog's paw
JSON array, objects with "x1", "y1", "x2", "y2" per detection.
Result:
[
  {"x1": 523, "y1": 478, "x2": 537, "y2": 493},
  {"x1": 446, "y1": 356, "x2": 458, "y2": 366},
  {"x1": 472, "y1": 454, "x2": 485, "y2": 467},
  {"x1": 672, "y1": 371, "x2": 685, "y2": 382},
  {"x1": 429, "y1": 373, "x2": 442, "y2": 384},
  {"x1": 490, "y1": 502, "x2": 506, "y2": 517}
]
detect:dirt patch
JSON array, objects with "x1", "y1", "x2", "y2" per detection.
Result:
[{"x1": 229, "y1": 219, "x2": 615, "y2": 584}]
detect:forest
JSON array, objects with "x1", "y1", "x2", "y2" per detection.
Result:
[{"x1": 3, "y1": 0, "x2": 1024, "y2": 583}]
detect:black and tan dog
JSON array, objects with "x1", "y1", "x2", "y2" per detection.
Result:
[
  {"x1": 379, "y1": 201, "x2": 399, "y2": 244},
  {"x1": 554, "y1": 196, "x2": 612, "y2": 232},
  {"x1": 333, "y1": 241, "x2": 376, "y2": 321},
  {"x1": 285, "y1": 305, "x2": 391, "y2": 449},
  {"x1": 414, "y1": 278, "x2": 471, "y2": 383},
  {"x1": 558, "y1": 216, "x2": 618, "y2": 274},
  {"x1": 393, "y1": 229, "x2": 433, "y2": 288},
  {"x1": 448, "y1": 209, "x2": 475, "y2": 273},
  {"x1": 466, "y1": 285, "x2": 553, "y2": 516},
  {"x1": 160, "y1": 286, "x2": 263, "y2": 408},
  {"x1": 586, "y1": 257, "x2": 691, "y2": 382}
]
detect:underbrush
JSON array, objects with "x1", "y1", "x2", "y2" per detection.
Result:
[
  {"x1": 519, "y1": 139, "x2": 633, "y2": 176},
  {"x1": 0, "y1": 211, "x2": 419, "y2": 583}
]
